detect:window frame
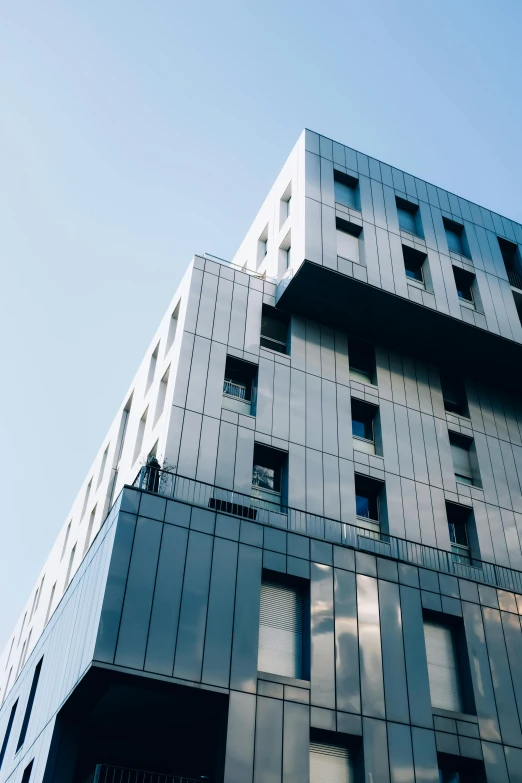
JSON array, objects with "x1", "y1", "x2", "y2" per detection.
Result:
[
  {"x1": 452, "y1": 265, "x2": 475, "y2": 305},
  {"x1": 260, "y1": 305, "x2": 290, "y2": 355}
]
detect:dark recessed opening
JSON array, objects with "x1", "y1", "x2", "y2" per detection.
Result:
[{"x1": 403, "y1": 246, "x2": 426, "y2": 284}]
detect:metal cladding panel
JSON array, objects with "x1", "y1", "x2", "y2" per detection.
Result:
[
  {"x1": 309, "y1": 742, "x2": 354, "y2": 783},
  {"x1": 258, "y1": 581, "x2": 302, "y2": 680},
  {"x1": 423, "y1": 620, "x2": 462, "y2": 713}
]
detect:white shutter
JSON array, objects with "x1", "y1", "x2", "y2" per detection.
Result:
[
  {"x1": 310, "y1": 742, "x2": 354, "y2": 783},
  {"x1": 258, "y1": 581, "x2": 302, "y2": 679},
  {"x1": 424, "y1": 620, "x2": 462, "y2": 712},
  {"x1": 451, "y1": 442, "x2": 472, "y2": 480}
]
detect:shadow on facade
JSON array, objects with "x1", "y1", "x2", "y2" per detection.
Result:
[{"x1": 43, "y1": 668, "x2": 228, "y2": 783}]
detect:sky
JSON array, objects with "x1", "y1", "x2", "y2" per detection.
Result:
[{"x1": 0, "y1": 0, "x2": 521, "y2": 648}]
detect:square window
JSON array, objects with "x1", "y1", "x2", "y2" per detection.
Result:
[
  {"x1": 351, "y1": 399, "x2": 377, "y2": 455},
  {"x1": 449, "y1": 432, "x2": 476, "y2": 486},
  {"x1": 252, "y1": 444, "x2": 287, "y2": 497},
  {"x1": 260, "y1": 305, "x2": 290, "y2": 354},
  {"x1": 354, "y1": 474, "x2": 382, "y2": 523},
  {"x1": 453, "y1": 266, "x2": 475, "y2": 304},
  {"x1": 396, "y1": 196, "x2": 422, "y2": 237},
  {"x1": 444, "y1": 218, "x2": 470, "y2": 258},
  {"x1": 349, "y1": 338, "x2": 376, "y2": 385},
  {"x1": 440, "y1": 373, "x2": 468, "y2": 417},
  {"x1": 403, "y1": 246, "x2": 426, "y2": 285},
  {"x1": 223, "y1": 356, "x2": 257, "y2": 415},
  {"x1": 334, "y1": 170, "x2": 359, "y2": 210},
  {"x1": 336, "y1": 217, "x2": 362, "y2": 263},
  {"x1": 446, "y1": 502, "x2": 473, "y2": 564}
]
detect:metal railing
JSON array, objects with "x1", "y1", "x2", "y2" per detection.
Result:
[
  {"x1": 88, "y1": 764, "x2": 207, "y2": 783},
  {"x1": 133, "y1": 467, "x2": 522, "y2": 593},
  {"x1": 507, "y1": 267, "x2": 522, "y2": 290},
  {"x1": 223, "y1": 380, "x2": 247, "y2": 400},
  {"x1": 203, "y1": 253, "x2": 276, "y2": 284}
]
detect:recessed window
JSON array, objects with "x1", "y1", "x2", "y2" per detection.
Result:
[
  {"x1": 354, "y1": 474, "x2": 383, "y2": 536},
  {"x1": 280, "y1": 183, "x2": 292, "y2": 227},
  {"x1": 166, "y1": 302, "x2": 180, "y2": 352},
  {"x1": 0, "y1": 700, "x2": 18, "y2": 770},
  {"x1": 145, "y1": 342, "x2": 159, "y2": 392},
  {"x1": 310, "y1": 738, "x2": 358, "y2": 783},
  {"x1": 443, "y1": 217, "x2": 470, "y2": 258},
  {"x1": 16, "y1": 658, "x2": 43, "y2": 752},
  {"x1": 453, "y1": 266, "x2": 475, "y2": 304},
  {"x1": 449, "y1": 432, "x2": 476, "y2": 486},
  {"x1": 260, "y1": 304, "x2": 289, "y2": 354},
  {"x1": 396, "y1": 196, "x2": 422, "y2": 237},
  {"x1": 333, "y1": 169, "x2": 359, "y2": 210},
  {"x1": 423, "y1": 619, "x2": 463, "y2": 712},
  {"x1": 21, "y1": 760, "x2": 34, "y2": 783},
  {"x1": 222, "y1": 356, "x2": 257, "y2": 415},
  {"x1": 133, "y1": 406, "x2": 148, "y2": 463},
  {"x1": 498, "y1": 236, "x2": 522, "y2": 289},
  {"x1": 349, "y1": 338, "x2": 375, "y2": 385},
  {"x1": 279, "y1": 230, "x2": 291, "y2": 276},
  {"x1": 252, "y1": 444, "x2": 287, "y2": 505},
  {"x1": 257, "y1": 225, "x2": 269, "y2": 268},
  {"x1": 446, "y1": 502, "x2": 473, "y2": 565},
  {"x1": 440, "y1": 373, "x2": 468, "y2": 417},
  {"x1": 351, "y1": 399, "x2": 377, "y2": 455},
  {"x1": 403, "y1": 246, "x2": 426, "y2": 285},
  {"x1": 336, "y1": 217, "x2": 362, "y2": 264},
  {"x1": 438, "y1": 753, "x2": 486, "y2": 783},
  {"x1": 258, "y1": 576, "x2": 306, "y2": 680}
]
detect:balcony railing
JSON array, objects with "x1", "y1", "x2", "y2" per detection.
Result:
[
  {"x1": 87, "y1": 764, "x2": 206, "y2": 783},
  {"x1": 507, "y1": 267, "x2": 522, "y2": 290},
  {"x1": 223, "y1": 379, "x2": 247, "y2": 400},
  {"x1": 203, "y1": 252, "x2": 276, "y2": 283},
  {"x1": 133, "y1": 466, "x2": 522, "y2": 594}
]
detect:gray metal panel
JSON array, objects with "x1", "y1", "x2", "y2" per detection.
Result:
[
  {"x1": 212, "y1": 276, "x2": 233, "y2": 344},
  {"x1": 144, "y1": 524, "x2": 188, "y2": 675},
  {"x1": 379, "y1": 580, "x2": 410, "y2": 724},
  {"x1": 311, "y1": 563, "x2": 335, "y2": 709},
  {"x1": 195, "y1": 271, "x2": 218, "y2": 339},
  {"x1": 230, "y1": 544, "x2": 262, "y2": 693},
  {"x1": 196, "y1": 414, "x2": 220, "y2": 485},
  {"x1": 244, "y1": 287, "x2": 263, "y2": 355},
  {"x1": 114, "y1": 517, "x2": 162, "y2": 670},
  {"x1": 177, "y1": 409, "x2": 203, "y2": 479},
  {"x1": 224, "y1": 691, "x2": 256, "y2": 783},
  {"x1": 186, "y1": 336, "x2": 211, "y2": 413},
  {"x1": 257, "y1": 358, "x2": 275, "y2": 436},
  {"x1": 388, "y1": 722, "x2": 415, "y2": 783},
  {"x1": 215, "y1": 420, "x2": 238, "y2": 490},
  {"x1": 483, "y1": 740, "x2": 510, "y2": 783},
  {"x1": 254, "y1": 695, "x2": 283, "y2": 783},
  {"x1": 306, "y1": 374, "x2": 322, "y2": 450},
  {"x1": 363, "y1": 717, "x2": 390, "y2": 783},
  {"x1": 289, "y1": 369, "x2": 306, "y2": 446},
  {"x1": 334, "y1": 567, "x2": 360, "y2": 714},
  {"x1": 173, "y1": 530, "x2": 213, "y2": 681},
  {"x1": 201, "y1": 536, "x2": 238, "y2": 688},
  {"x1": 283, "y1": 701, "x2": 310, "y2": 783},
  {"x1": 462, "y1": 600, "x2": 501, "y2": 741},
  {"x1": 305, "y1": 197, "x2": 323, "y2": 265},
  {"x1": 234, "y1": 426, "x2": 255, "y2": 494},
  {"x1": 228, "y1": 282, "x2": 249, "y2": 351},
  {"x1": 306, "y1": 447, "x2": 324, "y2": 516},
  {"x1": 411, "y1": 727, "x2": 438, "y2": 783},
  {"x1": 172, "y1": 330, "x2": 195, "y2": 408},
  {"x1": 321, "y1": 379, "x2": 338, "y2": 456},
  {"x1": 203, "y1": 339, "x2": 227, "y2": 420},
  {"x1": 272, "y1": 362, "x2": 291, "y2": 442},
  {"x1": 400, "y1": 584, "x2": 433, "y2": 729},
  {"x1": 357, "y1": 574, "x2": 385, "y2": 719}
]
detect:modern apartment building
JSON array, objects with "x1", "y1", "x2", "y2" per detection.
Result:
[{"x1": 2, "y1": 129, "x2": 522, "y2": 783}]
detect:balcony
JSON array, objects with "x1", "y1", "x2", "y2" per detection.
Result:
[
  {"x1": 87, "y1": 765, "x2": 206, "y2": 783},
  {"x1": 507, "y1": 267, "x2": 522, "y2": 291},
  {"x1": 134, "y1": 466, "x2": 522, "y2": 594}
]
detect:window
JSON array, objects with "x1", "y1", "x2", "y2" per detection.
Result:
[
  {"x1": 310, "y1": 740, "x2": 355, "y2": 783},
  {"x1": 44, "y1": 583, "x2": 56, "y2": 626},
  {"x1": 351, "y1": 399, "x2": 377, "y2": 455},
  {"x1": 83, "y1": 505, "x2": 97, "y2": 556},
  {"x1": 21, "y1": 760, "x2": 33, "y2": 783},
  {"x1": 153, "y1": 365, "x2": 170, "y2": 426},
  {"x1": 440, "y1": 373, "x2": 468, "y2": 417},
  {"x1": 223, "y1": 356, "x2": 257, "y2": 415},
  {"x1": 443, "y1": 217, "x2": 470, "y2": 258},
  {"x1": 348, "y1": 338, "x2": 375, "y2": 385},
  {"x1": 257, "y1": 225, "x2": 269, "y2": 268},
  {"x1": 336, "y1": 217, "x2": 362, "y2": 264},
  {"x1": 280, "y1": 182, "x2": 292, "y2": 226},
  {"x1": 403, "y1": 246, "x2": 426, "y2": 285},
  {"x1": 0, "y1": 700, "x2": 17, "y2": 770},
  {"x1": 453, "y1": 266, "x2": 475, "y2": 305},
  {"x1": 260, "y1": 305, "x2": 289, "y2": 354},
  {"x1": 446, "y1": 502, "x2": 472, "y2": 565},
  {"x1": 166, "y1": 302, "x2": 180, "y2": 352},
  {"x1": 64, "y1": 545, "x2": 76, "y2": 591},
  {"x1": 145, "y1": 343, "x2": 159, "y2": 392},
  {"x1": 16, "y1": 658, "x2": 43, "y2": 751},
  {"x1": 258, "y1": 577, "x2": 305, "y2": 679},
  {"x1": 498, "y1": 236, "x2": 522, "y2": 289},
  {"x1": 396, "y1": 196, "x2": 422, "y2": 237},
  {"x1": 354, "y1": 474, "x2": 383, "y2": 537},
  {"x1": 133, "y1": 407, "x2": 148, "y2": 463},
  {"x1": 449, "y1": 432, "x2": 475, "y2": 486},
  {"x1": 334, "y1": 169, "x2": 359, "y2": 210},
  {"x1": 252, "y1": 444, "x2": 287, "y2": 504},
  {"x1": 279, "y1": 230, "x2": 291, "y2": 276},
  {"x1": 438, "y1": 753, "x2": 486, "y2": 783},
  {"x1": 81, "y1": 478, "x2": 92, "y2": 519},
  {"x1": 97, "y1": 446, "x2": 109, "y2": 489},
  {"x1": 424, "y1": 619, "x2": 462, "y2": 712}
]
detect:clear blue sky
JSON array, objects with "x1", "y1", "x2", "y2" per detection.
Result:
[{"x1": 1, "y1": 0, "x2": 521, "y2": 647}]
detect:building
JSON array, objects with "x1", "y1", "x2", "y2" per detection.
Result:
[{"x1": 1, "y1": 129, "x2": 522, "y2": 782}]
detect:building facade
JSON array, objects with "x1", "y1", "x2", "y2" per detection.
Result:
[{"x1": 2, "y1": 130, "x2": 522, "y2": 782}]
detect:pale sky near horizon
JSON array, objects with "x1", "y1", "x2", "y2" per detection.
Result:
[{"x1": 1, "y1": 0, "x2": 521, "y2": 648}]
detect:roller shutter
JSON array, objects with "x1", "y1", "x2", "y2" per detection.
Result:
[
  {"x1": 258, "y1": 581, "x2": 302, "y2": 679},
  {"x1": 424, "y1": 620, "x2": 462, "y2": 712},
  {"x1": 310, "y1": 742, "x2": 354, "y2": 783}
]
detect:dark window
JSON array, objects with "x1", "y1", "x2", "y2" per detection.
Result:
[
  {"x1": 351, "y1": 399, "x2": 376, "y2": 442},
  {"x1": 223, "y1": 356, "x2": 257, "y2": 404},
  {"x1": 498, "y1": 236, "x2": 522, "y2": 289},
  {"x1": 16, "y1": 658, "x2": 43, "y2": 752},
  {"x1": 335, "y1": 216, "x2": 362, "y2": 238},
  {"x1": 21, "y1": 761, "x2": 33, "y2": 783},
  {"x1": 333, "y1": 170, "x2": 359, "y2": 210},
  {"x1": 446, "y1": 502, "x2": 472, "y2": 564},
  {"x1": 354, "y1": 474, "x2": 382, "y2": 522},
  {"x1": 440, "y1": 373, "x2": 468, "y2": 417},
  {"x1": 453, "y1": 266, "x2": 475, "y2": 304},
  {"x1": 403, "y1": 246, "x2": 426, "y2": 284},
  {"x1": 438, "y1": 753, "x2": 486, "y2": 782},
  {"x1": 349, "y1": 338, "x2": 375, "y2": 385},
  {"x1": 396, "y1": 196, "x2": 422, "y2": 236},
  {"x1": 0, "y1": 700, "x2": 17, "y2": 770},
  {"x1": 449, "y1": 432, "x2": 475, "y2": 486},
  {"x1": 252, "y1": 444, "x2": 287, "y2": 494},
  {"x1": 444, "y1": 217, "x2": 470, "y2": 258},
  {"x1": 260, "y1": 305, "x2": 289, "y2": 354}
]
